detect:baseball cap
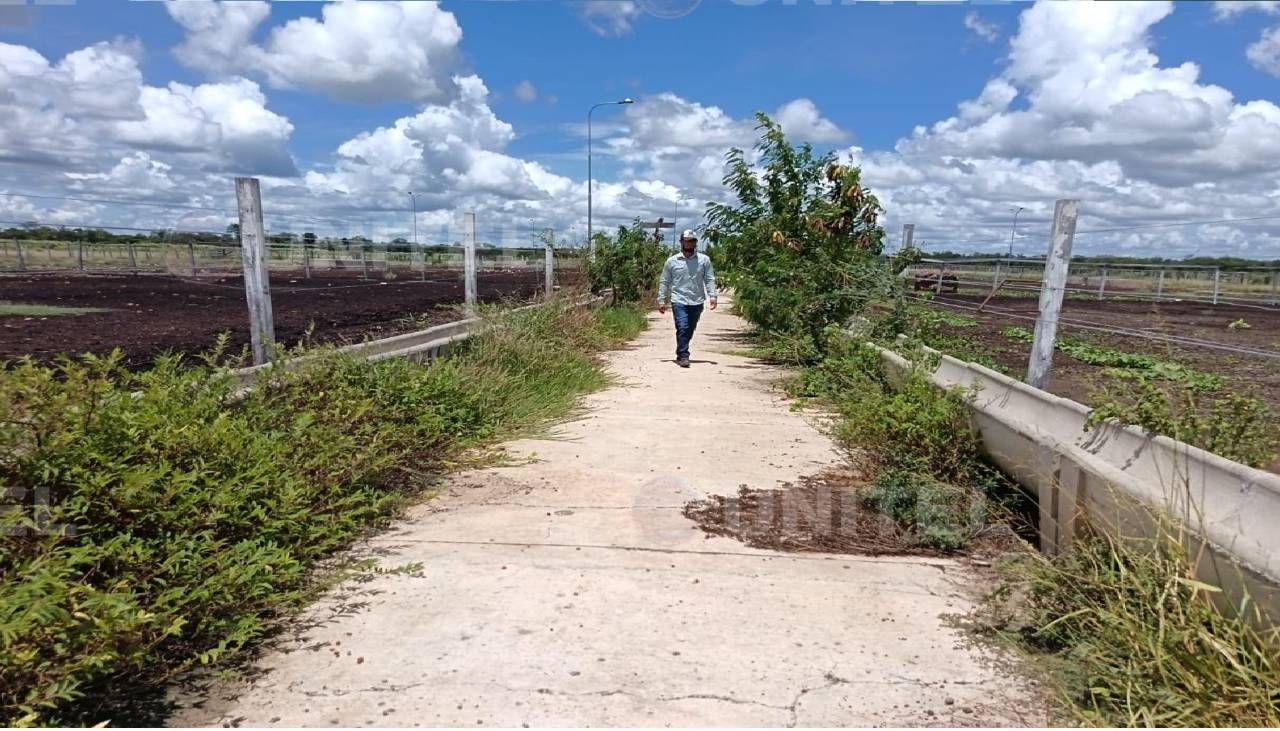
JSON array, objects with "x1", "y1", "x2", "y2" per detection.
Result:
[{"x1": 680, "y1": 229, "x2": 697, "y2": 241}]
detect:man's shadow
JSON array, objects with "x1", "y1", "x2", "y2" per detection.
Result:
[{"x1": 658, "y1": 359, "x2": 719, "y2": 365}]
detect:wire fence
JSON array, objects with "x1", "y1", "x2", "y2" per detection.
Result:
[
  {"x1": 0, "y1": 237, "x2": 584, "y2": 279},
  {"x1": 913, "y1": 292, "x2": 1280, "y2": 363},
  {"x1": 907, "y1": 257, "x2": 1280, "y2": 310},
  {"x1": 0, "y1": 185, "x2": 594, "y2": 368}
]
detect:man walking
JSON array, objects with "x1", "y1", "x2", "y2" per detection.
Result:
[{"x1": 657, "y1": 229, "x2": 717, "y2": 368}]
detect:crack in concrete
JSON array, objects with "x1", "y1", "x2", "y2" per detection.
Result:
[
  {"x1": 364, "y1": 537, "x2": 955, "y2": 569},
  {"x1": 294, "y1": 681, "x2": 427, "y2": 698},
  {"x1": 473, "y1": 503, "x2": 686, "y2": 510}
]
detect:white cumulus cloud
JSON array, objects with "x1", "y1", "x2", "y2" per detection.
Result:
[
  {"x1": 514, "y1": 80, "x2": 538, "y2": 103},
  {"x1": 167, "y1": 0, "x2": 464, "y2": 103},
  {"x1": 964, "y1": 11, "x2": 1000, "y2": 43},
  {"x1": 1212, "y1": 1, "x2": 1280, "y2": 20},
  {"x1": 840, "y1": 0, "x2": 1280, "y2": 257},
  {"x1": 773, "y1": 98, "x2": 848, "y2": 143},
  {"x1": 0, "y1": 39, "x2": 295, "y2": 181},
  {"x1": 581, "y1": 1, "x2": 642, "y2": 37},
  {"x1": 1247, "y1": 25, "x2": 1280, "y2": 75}
]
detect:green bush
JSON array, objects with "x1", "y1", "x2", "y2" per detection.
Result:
[
  {"x1": 863, "y1": 471, "x2": 986, "y2": 551},
  {"x1": 708, "y1": 113, "x2": 892, "y2": 357},
  {"x1": 802, "y1": 341, "x2": 985, "y2": 485},
  {"x1": 584, "y1": 223, "x2": 668, "y2": 304},
  {"x1": 0, "y1": 300, "x2": 641, "y2": 726}
]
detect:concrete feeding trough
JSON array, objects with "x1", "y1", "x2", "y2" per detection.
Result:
[{"x1": 874, "y1": 337, "x2": 1280, "y2": 622}]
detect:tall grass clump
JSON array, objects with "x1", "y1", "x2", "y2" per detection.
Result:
[
  {"x1": 994, "y1": 528, "x2": 1280, "y2": 726},
  {"x1": 0, "y1": 298, "x2": 642, "y2": 726},
  {"x1": 789, "y1": 336, "x2": 1015, "y2": 550}
]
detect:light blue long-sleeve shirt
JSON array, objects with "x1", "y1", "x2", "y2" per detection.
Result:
[{"x1": 657, "y1": 251, "x2": 718, "y2": 306}]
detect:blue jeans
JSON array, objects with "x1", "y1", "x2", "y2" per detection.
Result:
[{"x1": 671, "y1": 302, "x2": 704, "y2": 361}]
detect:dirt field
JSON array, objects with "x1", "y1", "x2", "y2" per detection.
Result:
[
  {"x1": 0, "y1": 268, "x2": 578, "y2": 367},
  {"x1": 922, "y1": 294, "x2": 1280, "y2": 469}
]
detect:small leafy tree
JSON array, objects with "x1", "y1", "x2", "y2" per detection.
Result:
[
  {"x1": 707, "y1": 113, "x2": 889, "y2": 356},
  {"x1": 584, "y1": 222, "x2": 668, "y2": 304}
]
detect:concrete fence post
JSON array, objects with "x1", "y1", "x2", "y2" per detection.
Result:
[
  {"x1": 77, "y1": 242, "x2": 85, "y2": 271},
  {"x1": 303, "y1": 246, "x2": 311, "y2": 279},
  {"x1": 990, "y1": 260, "x2": 1002, "y2": 297},
  {"x1": 463, "y1": 211, "x2": 478, "y2": 313},
  {"x1": 1156, "y1": 268, "x2": 1165, "y2": 300},
  {"x1": 186, "y1": 242, "x2": 196, "y2": 275},
  {"x1": 360, "y1": 246, "x2": 369, "y2": 279},
  {"x1": 544, "y1": 228, "x2": 555, "y2": 296},
  {"x1": 126, "y1": 242, "x2": 137, "y2": 274},
  {"x1": 1097, "y1": 264, "x2": 1107, "y2": 300},
  {"x1": 1026, "y1": 199, "x2": 1078, "y2": 391},
  {"x1": 235, "y1": 177, "x2": 276, "y2": 365},
  {"x1": 935, "y1": 262, "x2": 946, "y2": 295},
  {"x1": 15, "y1": 239, "x2": 25, "y2": 271},
  {"x1": 1212, "y1": 266, "x2": 1221, "y2": 305}
]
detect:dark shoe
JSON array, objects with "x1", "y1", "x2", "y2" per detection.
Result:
[{"x1": 677, "y1": 358, "x2": 690, "y2": 368}]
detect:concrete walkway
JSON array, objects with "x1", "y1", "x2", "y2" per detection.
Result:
[{"x1": 172, "y1": 302, "x2": 1045, "y2": 727}]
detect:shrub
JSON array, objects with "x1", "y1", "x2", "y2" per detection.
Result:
[
  {"x1": 821, "y1": 350, "x2": 984, "y2": 484},
  {"x1": 0, "y1": 300, "x2": 641, "y2": 726},
  {"x1": 707, "y1": 113, "x2": 892, "y2": 356},
  {"x1": 863, "y1": 471, "x2": 986, "y2": 551},
  {"x1": 584, "y1": 222, "x2": 668, "y2": 304}
]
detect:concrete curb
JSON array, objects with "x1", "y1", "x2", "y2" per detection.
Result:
[
  {"x1": 228, "y1": 293, "x2": 605, "y2": 397},
  {"x1": 874, "y1": 339, "x2": 1280, "y2": 620}
]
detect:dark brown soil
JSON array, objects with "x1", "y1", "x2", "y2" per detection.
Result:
[
  {"x1": 925, "y1": 293, "x2": 1280, "y2": 472},
  {"x1": 681, "y1": 468, "x2": 1000, "y2": 558},
  {"x1": 929, "y1": 294, "x2": 1280, "y2": 408},
  {"x1": 682, "y1": 470, "x2": 926, "y2": 556},
  {"x1": 0, "y1": 268, "x2": 579, "y2": 368}
]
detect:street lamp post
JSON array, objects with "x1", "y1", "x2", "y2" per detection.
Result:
[
  {"x1": 1008, "y1": 206, "x2": 1024, "y2": 257},
  {"x1": 587, "y1": 98, "x2": 634, "y2": 246}
]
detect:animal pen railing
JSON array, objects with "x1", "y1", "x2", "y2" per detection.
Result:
[
  {"x1": 908, "y1": 258, "x2": 1280, "y2": 309},
  {"x1": 0, "y1": 237, "x2": 584, "y2": 279}
]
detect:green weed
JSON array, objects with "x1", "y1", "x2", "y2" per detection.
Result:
[
  {"x1": 999, "y1": 326, "x2": 1223, "y2": 391},
  {"x1": 788, "y1": 337, "x2": 1012, "y2": 549},
  {"x1": 991, "y1": 529, "x2": 1280, "y2": 726},
  {"x1": 0, "y1": 298, "x2": 638, "y2": 726},
  {"x1": 864, "y1": 471, "x2": 986, "y2": 551},
  {"x1": 0, "y1": 303, "x2": 108, "y2": 317},
  {"x1": 1086, "y1": 377, "x2": 1278, "y2": 468},
  {"x1": 1000, "y1": 325, "x2": 1034, "y2": 343},
  {"x1": 593, "y1": 303, "x2": 648, "y2": 342}
]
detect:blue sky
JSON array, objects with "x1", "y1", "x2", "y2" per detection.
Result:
[{"x1": 0, "y1": 1, "x2": 1278, "y2": 256}]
